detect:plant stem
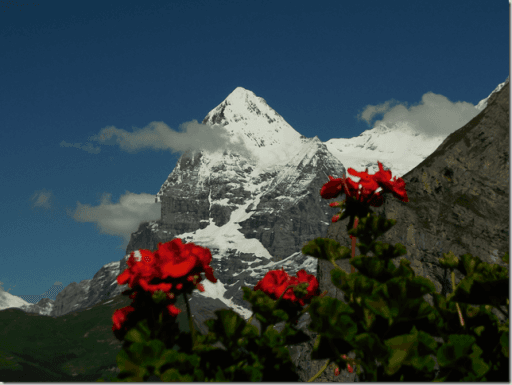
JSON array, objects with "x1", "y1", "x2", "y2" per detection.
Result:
[
  {"x1": 351, "y1": 216, "x2": 359, "y2": 274},
  {"x1": 183, "y1": 292, "x2": 198, "y2": 350},
  {"x1": 451, "y1": 271, "x2": 465, "y2": 327}
]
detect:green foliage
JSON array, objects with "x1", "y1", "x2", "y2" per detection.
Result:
[
  {"x1": 301, "y1": 211, "x2": 509, "y2": 381},
  {"x1": 102, "y1": 292, "x2": 311, "y2": 381}
]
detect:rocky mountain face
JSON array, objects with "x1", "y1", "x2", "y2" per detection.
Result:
[
  {"x1": 46, "y1": 259, "x2": 130, "y2": 317},
  {"x1": 18, "y1": 298, "x2": 55, "y2": 316},
  {"x1": 286, "y1": 79, "x2": 510, "y2": 381},
  {"x1": 122, "y1": 88, "x2": 353, "y2": 321},
  {"x1": 37, "y1": 87, "x2": 347, "y2": 322}
]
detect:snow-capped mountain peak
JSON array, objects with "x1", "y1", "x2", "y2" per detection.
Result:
[
  {"x1": 201, "y1": 87, "x2": 304, "y2": 168},
  {"x1": 0, "y1": 290, "x2": 31, "y2": 310},
  {"x1": 324, "y1": 119, "x2": 442, "y2": 183}
]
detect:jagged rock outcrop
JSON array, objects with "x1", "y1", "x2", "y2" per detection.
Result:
[
  {"x1": 235, "y1": 139, "x2": 348, "y2": 261},
  {"x1": 125, "y1": 220, "x2": 170, "y2": 257},
  {"x1": 19, "y1": 298, "x2": 55, "y2": 316},
  {"x1": 286, "y1": 79, "x2": 510, "y2": 381},
  {"x1": 49, "y1": 258, "x2": 131, "y2": 317}
]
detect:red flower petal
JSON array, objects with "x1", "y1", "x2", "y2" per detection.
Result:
[
  {"x1": 166, "y1": 304, "x2": 182, "y2": 317},
  {"x1": 161, "y1": 259, "x2": 197, "y2": 278},
  {"x1": 203, "y1": 265, "x2": 217, "y2": 283},
  {"x1": 117, "y1": 270, "x2": 131, "y2": 286},
  {"x1": 112, "y1": 306, "x2": 135, "y2": 331},
  {"x1": 319, "y1": 175, "x2": 345, "y2": 199},
  {"x1": 255, "y1": 268, "x2": 291, "y2": 298}
]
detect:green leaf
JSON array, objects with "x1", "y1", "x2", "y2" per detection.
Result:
[
  {"x1": 115, "y1": 344, "x2": 149, "y2": 381},
  {"x1": 301, "y1": 237, "x2": 352, "y2": 262},
  {"x1": 437, "y1": 334, "x2": 476, "y2": 368},
  {"x1": 439, "y1": 251, "x2": 459, "y2": 270},
  {"x1": 207, "y1": 309, "x2": 249, "y2": 354},
  {"x1": 500, "y1": 330, "x2": 509, "y2": 358},
  {"x1": 156, "y1": 349, "x2": 201, "y2": 381},
  {"x1": 277, "y1": 323, "x2": 312, "y2": 347},
  {"x1": 308, "y1": 296, "x2": 358, "y2": 339},
  {"x1": 123, "y1": 319, "x2": 152, "y2": 344},
  {"x1": 356, "y1": 327, "x2": 437, "y2": 378}
]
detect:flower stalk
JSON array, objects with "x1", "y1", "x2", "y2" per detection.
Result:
[
  {"x1": 351, "y1": 216, "x2": 359, "y2": 274},
  {"x1": 451, "y1": 270, "x2": 465, "y2": 327}
]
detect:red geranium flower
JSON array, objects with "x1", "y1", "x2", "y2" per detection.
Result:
[
  {"x1": 254, "y1": 268, "x2": 290, "y2": 299},
  {"x1": 112, "y1": 305, "x2": 136, "y2": 332},
  {"x1": 116, "y1": 239, "x2": 217, "y2": 298},
  {"x1": 372, "y1": 162, "x2": 409, "y2": 202},
  {"x1": 166, "y1": 303, "x2": 182, "y2": 317},
  {"x1": 254, "y1": 268, "x2": 319, "y2": 306},
  {"x1": 156, "y1": 239, "x2": 217, "y2": 284},
  {"x1": 320, "y1": 161, "x2": 409, "y2": 223},
  {"x1": 117, "y1": 249, "x2": 160, "y2": 289}
]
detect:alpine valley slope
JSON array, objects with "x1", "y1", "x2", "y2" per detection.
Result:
[{"x1": 3, "y1": 80, "x2": 506, "y2": 325}]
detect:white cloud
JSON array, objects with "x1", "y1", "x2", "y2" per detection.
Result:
[
  {"x1": 30, "y1": 189, "x2": 159, "y2": 251},
  {"x1": 65, "y1": 191, "x2": 161, "y2": 251},
  {"x1": 59, "y1": 141, "x2": 101, "y2": 154},
  {"x1": 80, "y1": 119, "x2": 256, "y2": 160},
  {"x1": 30, "y1": 188, "x2": 57, "y2": 211},
  {"x1": 357, "y1": 92, "x2": 480, "y2": 138},
  {"x1": 357, "y1": 99, "x2": 398, "y2": 125}
]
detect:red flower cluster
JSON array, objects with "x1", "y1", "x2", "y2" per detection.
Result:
[
  {"x1": 320, "y1": 161, "x2": 409, "y2": 223},
  {"x1": 117, "y1": 238, "x2": 217, "y2": 293},
  {"x1": 253, "y1": 267, "x2": 319, "y2": 307},
  {"x1": 112, "y1": 238, "x2": 217, "y2": 332},
  {"x1": 112, "y1": 240, "x2": 319, "y2": 336}
]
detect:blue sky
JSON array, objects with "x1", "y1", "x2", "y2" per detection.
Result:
[{"x1": 0, "y1": 0, "x2": 508, "y2": 300}]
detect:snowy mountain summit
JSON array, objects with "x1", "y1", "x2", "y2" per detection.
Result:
[
  {"x1": 5, "y1": 78, "x2": 507, "y2": 323},
  {"x1": 199, "y1": 87, "x2": 307, "y2": 167},
  {"x1": 324, "y1": 120, "x2": 447, "y2": 181},
  {"x1": 0, "y1": 290, "x2": 31, "y2": 311}
]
